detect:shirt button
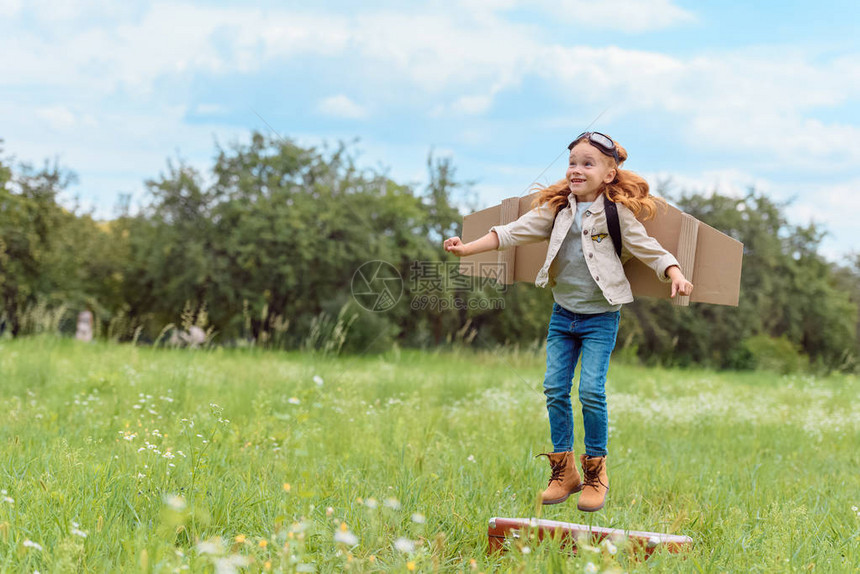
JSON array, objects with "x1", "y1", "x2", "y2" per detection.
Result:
[
  {"x1": 585, "y1": 211, "x2": 591, "y2": 216},
  {"x1": 595, "y1": 276, "x2": 600, "y2": 281},
  {"x1": 583, "y1": 230, "x2": 588, "y2": 235},
  {"x1": 588, "y1": 253, "x2": 594, "y2": 258}
]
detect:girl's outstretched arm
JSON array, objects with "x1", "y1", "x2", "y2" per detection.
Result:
[
  {"x1": 443, "y1": 231, "x2": 500, "y2": 258},
  {"x1": 616, "y1": 204, "x2": 693, "y2": 297},
  {"x1": 616, "y1": 206, "x2": 678, "y2": 278}
]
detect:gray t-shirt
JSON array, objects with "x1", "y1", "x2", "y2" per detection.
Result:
[{"x1": 552, "y1": 201, "x2": 623, "y2": 314}]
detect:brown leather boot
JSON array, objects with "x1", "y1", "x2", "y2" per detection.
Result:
[
  {"x1": 577, "y1": 455, "x2": 609, "y2": 512},
  {"x1": 537, "y1": 451, "x2": 582, "y2": 505}
]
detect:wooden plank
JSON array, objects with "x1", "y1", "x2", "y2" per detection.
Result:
[{"x1": 487, "y1": 517, "x2": 693, "y2": 557}]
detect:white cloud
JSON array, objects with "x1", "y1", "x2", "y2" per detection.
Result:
[
  {"x1": 458, "y1": 0, "x2": 694, "y2": 32},
  {"x1": 450, "y1": 95, "x2": 494, "y2": 115},
  {"x1": 0, "y1": 0, "x2": 21, "y2": 17},
  {"x1": 350, "y1": 11, "x2": 535, "y2": 94},
  {"x1": 534, "y1": 0, "x2": 695, "y2": 32},
  {"x1": 544, "y1": 45, "x2": 684, "y2": 105},
  {"x1": 537, "y1": 45, "x2": 860, "y2": 170},
  {"x1": 794, "y1": 178, "x2": 860, "y2": 239},
  {"x1": 642, "y1": 169, "x2": 773, "y2": 200},
  {"x1": 36, "y1": 106, "x2": 78, "y2": 131},
  {"x1": 0, "y1": 3, "x2": 348, "y2": 94},
  {"x1": 317, "y1": 95, "x2": 368, "y2": 119},
  {"x1": 193, "y1": 103, "x2": 226, "y2": 115}
]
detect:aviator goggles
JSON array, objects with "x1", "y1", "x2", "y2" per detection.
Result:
[{"x1": 568, "y1": 131, "x2": 619, "y2": 163}]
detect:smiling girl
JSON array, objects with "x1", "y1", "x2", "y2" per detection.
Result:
[{"x1": 443, "y1": 132, "x2": 693, "y2": 511}]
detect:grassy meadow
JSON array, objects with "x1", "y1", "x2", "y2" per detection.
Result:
[{"x1": 0, "y1": 336, "x2": 858, "y2": 572}]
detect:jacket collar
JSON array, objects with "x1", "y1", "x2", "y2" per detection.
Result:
[{"x1": 567, "y1": 192, "x2": 607, "y2": 213}]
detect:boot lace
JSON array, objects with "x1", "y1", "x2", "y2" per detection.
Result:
[
  {"x1": 536, "y1": 453, "x2": 566, "y2": 485},
  {"x1": 582, "y1": 458, "x2": 607, "y2": 490}
]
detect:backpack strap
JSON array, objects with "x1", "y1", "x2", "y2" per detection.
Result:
[{"x1": 604, "y1": 198, "x2": 622, "y2": 259}]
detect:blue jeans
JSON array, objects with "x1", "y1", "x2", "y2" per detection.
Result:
[{"x1": 543, "y1": 302, "x2": 619, "y2": 457}]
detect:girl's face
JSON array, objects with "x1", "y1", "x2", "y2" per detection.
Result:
[{"x1": 566, "y1": 141, "x2": 617, "y2": 202}]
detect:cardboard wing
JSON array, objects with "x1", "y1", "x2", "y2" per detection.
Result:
[{"x1": 458, "y1": 192, "x2": 742, "y2": 307}]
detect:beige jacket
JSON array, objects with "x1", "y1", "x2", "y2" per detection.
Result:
[{"x1": 490, "y1": 194, "x2": 679, "y2": 306}]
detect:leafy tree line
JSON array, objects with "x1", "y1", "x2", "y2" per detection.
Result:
[{"x1": 0, "y1": 135, "x2": 857, "y2": 372}]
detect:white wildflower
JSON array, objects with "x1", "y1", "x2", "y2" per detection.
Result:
[
  {"x1": 291, "y1": 520, "x2": 311, "y2": 534},
  {"x1": 214, "y1": 554, "x2": 249, "y2": 574},
  {"x1": 601, "y1": 539, "x2": 617, "y2": 555},
  {"x1": 334, "y1": 530, "x2": 358, "y2": 546},
  {"x1": 196, "y1": 538, "x2": 224, "y2": 555},
  {"x1": 411, "y1": 513, "x2": 426, "y2": 524},
  {"x1": 2, "y1": 496, "x2": 13, "y2": 504},
  {"x1": 23, "y1": 540, "x2": 43, "y2": 551},
  {"x1": 467, "y1": 454, "x2": 476, "y2": 463},
  {"x1": 384, "y1": 497, "x2": 401, "y2": 510},
  {"x1": 394, "y1": 537, "x2": 415, "y2": 554},
  {"x1": 164, "y1": 494, "x2": 186, "y2": 511},
  {"x1": 584, "y1": 562, "x2": 598, "y2": 573},
  {"x1": 288, "y1": 397, "x2": 301, "y2": 405},
  {"x1": 313, "y1": 375, "x2": 324, "y2": 386},
  {"x1": 521, "y1": 546, "x2": 531, "y2": 554},
  {"x1": 364, "y1": 497, "x2": 378, "y2": 509},
  {"x1": 71, "y1": 526, "x2": 88, "y2": 538}
]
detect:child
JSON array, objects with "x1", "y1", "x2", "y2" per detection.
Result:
[{"x1": 443, "y1": 132, "x2": 693, "y2": 512}]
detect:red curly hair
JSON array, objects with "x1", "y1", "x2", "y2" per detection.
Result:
[{"x1": 530, "y1": 135, "x2": 665, "y2": 219}]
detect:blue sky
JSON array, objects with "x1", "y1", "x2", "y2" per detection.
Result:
[{"x1": 2, "y1": 0, "x2": 859, "y2": 260}]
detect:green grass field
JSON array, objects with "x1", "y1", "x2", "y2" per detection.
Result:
[{"x1": 1, "y1": 336, "x2": 858, "y2": 572}]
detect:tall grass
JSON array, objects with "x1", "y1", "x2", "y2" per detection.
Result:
[{"x1": 0, "y1": 336, "x2": 857, "y2": 572}]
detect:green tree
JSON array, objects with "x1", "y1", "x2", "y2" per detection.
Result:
[{"x1": 0, "y1": 156, "x2": 75, "y2": 334}]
